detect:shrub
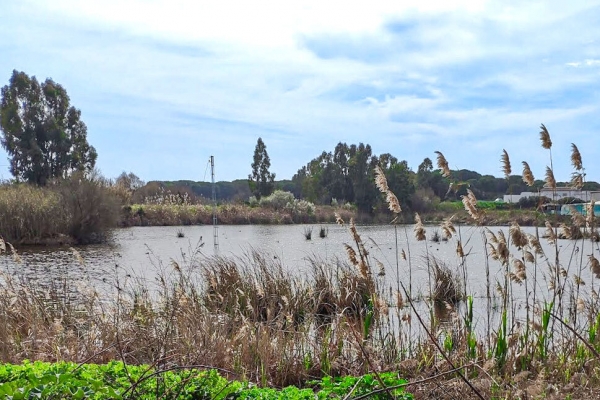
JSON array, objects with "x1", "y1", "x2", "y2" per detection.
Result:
[
  {"x1": 248, "y1": 195, "x2": 259, "y2": 207},
  {"x1": 517, "y1": 195, "x2": 552, "y2": 209},
  {"x1": 53, "y1": 171, "x2": 121, "y2": 244},
  {"x1": 286, "y1": 199, "x2": 315, "y2": 216},
  {"x1": 259, "y1": 190, "x2": 295, "y2": 210},
  {"x1": 411, "y1": 188, "x2": 440, "y2": 213}
]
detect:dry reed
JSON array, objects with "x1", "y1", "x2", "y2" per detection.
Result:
[
  {"x1": 434, "y1": 151, "x2": 451, "y2": 178},
  {"x1": 501, "y1": 149, "x2": 511, "y2": 180},
  {"x1": 521, "y1": 161, "x2": 535, "y2": 186},
  {"x1": 539, "y1": 123, "x2": 552, "y2": 149}
]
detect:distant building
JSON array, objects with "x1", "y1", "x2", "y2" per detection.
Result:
[{"x1": 503, "y1": 187, "x2": 599, "y2": 203}]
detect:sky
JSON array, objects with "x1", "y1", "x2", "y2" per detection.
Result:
[{"x1": 1, "y1": 0, "x2": 600, "y2": 184}]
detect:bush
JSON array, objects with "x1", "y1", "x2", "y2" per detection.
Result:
[
  {"x1": 557, "y1": 196, "x2": 584, "y2": 205},
  {"x1": 259, "y1": 190, "x2": 295, "y2": 210},
  {"x1": 517, "y1": 195, "x2": 552, "y2": 209},
  {"x1": 248, "y1": 195, "x2": 259, "y2": 207},
  {"x1": 411, "y1": 188, "x2": 440, "y2": 213},
  {"x1": 286, "y1": 199, "x2": 315, "y2": 216}
]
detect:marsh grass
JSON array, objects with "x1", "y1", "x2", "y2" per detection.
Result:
[
  {"x1": 303, "y1": 226, "x2": 313, "y2": 240},
  {"x1": 124, "y1": 204, "x2": 356, "y2": 226},
  {"x1": 0, "y1": 173, "x2": 120, "y2": 245},
  {"x1": 427, "y1": 257, "x2": 463, "y2": 305},
  {"x1": 3, "y1": 126, "x2": 600, "y2": 398}
]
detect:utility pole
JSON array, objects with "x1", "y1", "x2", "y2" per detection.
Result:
[{"x1": 211, "y1": 156, "x2": 219, "y2": 250}]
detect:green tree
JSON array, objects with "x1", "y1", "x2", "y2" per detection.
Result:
[
  {"x1": 0, "y1": 70, "x2": 97, "y2": 185},
  {"x1": 248, "y1": 137, "x2": 275, "y2": 199}
]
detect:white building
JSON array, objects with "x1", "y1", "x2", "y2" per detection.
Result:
[{"x1": 503, "y1": 187, "x2": 598, "y2": 203}]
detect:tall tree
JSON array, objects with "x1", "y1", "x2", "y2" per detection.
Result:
[
  {"x1": 248, "y1": 137, "x2": 275, "y2": 199},
  {"x1": 0, "y1": 70, "x2": 97, "y2": 185}
]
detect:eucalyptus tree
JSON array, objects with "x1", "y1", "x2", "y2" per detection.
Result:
[{"x1": 0, "y1": 70, "x2": 97, "y2": 185}]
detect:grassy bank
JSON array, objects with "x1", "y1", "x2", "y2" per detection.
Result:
[
  {"x1": 121, "y1": 203, "x2": 362, "y2": 226},
  {"x1": 0, "y1": 175, "x2": 562, "y2": 247},
  {"x1": 121, "y1": 201, "x2": 552, "y2": 227}
]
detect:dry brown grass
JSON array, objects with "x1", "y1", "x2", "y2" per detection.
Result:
[{"x1": 0, "y1": 173, "x2": 120, "y2": 245}]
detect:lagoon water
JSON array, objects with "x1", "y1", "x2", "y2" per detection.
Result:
[{"x1": 4, "y1": 224, "x2": 599, "y2": 306}]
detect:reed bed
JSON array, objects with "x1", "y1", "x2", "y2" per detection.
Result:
[
  {"x1": 0, "y1": 173, "x2": 120, "y2": 244},
  {"x1": 123, "y1": 204, "x2": 356, "y2": 226},
  {"x1": 2, "y1": 127, "x2": 600, "y2": 398}
]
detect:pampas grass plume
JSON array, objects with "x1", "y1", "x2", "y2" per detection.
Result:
[
  {"x1": 522, "y1": 161, "x2": 535, "y2": 187},
  {"x1": 434, "y1": 151, "x2": 451, "y2": 178},
  {"x1": 540, "y1": 123, "x2": 552, "y2": 149},
  {"x1": 501, "y1": 149, "x2": 511, "y2": 180}
]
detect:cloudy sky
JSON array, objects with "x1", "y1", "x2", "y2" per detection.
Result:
[{"x1": 1, "y1": 0, "x2": 600, "y2": 183}]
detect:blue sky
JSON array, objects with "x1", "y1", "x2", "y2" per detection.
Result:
[{"x1": 1, "y1": 0, "x2": 600, "y2": 184}]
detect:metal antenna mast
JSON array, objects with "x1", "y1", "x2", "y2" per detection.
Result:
[{"x1": 211, "y1": 156, "x2": 219, "y2": 250}]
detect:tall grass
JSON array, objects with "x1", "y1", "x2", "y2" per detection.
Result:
[
  {"x1": 0, "y1": 172, "x2": 120, "y2": 244},
  {"x1": 2, "y1": 125, "x2": 600, "y2": 397},
  {"x1": 123, "y1": 204, "x2": 357, "y2": 226}
]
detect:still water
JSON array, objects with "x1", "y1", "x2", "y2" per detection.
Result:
[{"x1": 3, "y1": 224, "x2": 599, "y2": 305}]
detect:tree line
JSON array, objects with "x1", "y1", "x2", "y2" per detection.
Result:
[{"x1": 2, "y1": 70, "x2": 599, "y2": 214}]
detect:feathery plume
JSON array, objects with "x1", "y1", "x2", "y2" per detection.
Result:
[
  {"x1": 510, "y1": 222, "x2": 528, "y2": 250},
  {"x1": 545, "y1": 221, "x2": 557, "y2": 244},
  {"x1": 527, "y1": 233, "x2": 544, "y2": 256},
  {"x1": 456, "y1": 240, "x2": 465, "y2": 258},
  {"x1": 461, "y1": 189, "x2": 481, "y2": 222},
  {"x1": 7, "y1": 242, "x2": 21, "y2": 264},
  {"x1": 441, "y1": 215, "x2": 456, "y2": 240},
  {"x1": 545, "y1": 166, "x2": 556, "y2": 189},
  {"x1": 414, "y1": 213, "x2": 426, "y2": 241},
  {"x1": 501, "y1": 149, "x2": 511, "y2": 180},
  {"x1": 571, "y1": 173, "x2": 584, "y2": 190},
  {"x1": 522, "y1": 161, "x2": 535, "y2": 186},
  {"x1": 345, "y1": 244, "x2": 359, "y2": 267},
  {"x1": 386, "y1": 191, "x2": 402, "y2": 214},
  {"x1": 334, "y1": 212, "x2": 345, "y2": 226},
  {"x1": 573, "y1": 275, "x2": 585, "y2": 286},
  {"x1": 396, "y1": 291, "x2": 404, "y2": 309},
  {"x1": 374, "y1": 165, "x2": 389, "y2": 193},
  {"x1": 571, "y1": 143, "x2": 583, "y2": 171},
  {"x1": 577, "y1": 297, "x2": 585, "y2": 312},
  {"x1": 560, "y1": 223, "x2": 572, "y2": 239},
  {"x1": 590, "y1": 255, "x2": 600, "y2": 279},
  {"x1": 539, "y1": 124, "x2": 552, "y2": 149},
  {"x1": 524, "y1": 250, "x2": 535, "y2": 264},
  {"x1": 434, "y1": 151, "x2": 451, "y2": 178},
  {"x1": 511, "y1": 259, "x2": 527, "y2": 284},
  {"x1": 570, "y1": 206, "x2": 586, "y2": 228},
  {"x1": 486, "y1": 228, "x2": 499, "y2": 244},
  {"x1": 374, "y1": 166, "x2": 402, "y2": 214}
]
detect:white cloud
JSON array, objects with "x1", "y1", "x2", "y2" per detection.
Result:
[{"x1": 1, "y1": 0, "x2": 599, "y2": 182}]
